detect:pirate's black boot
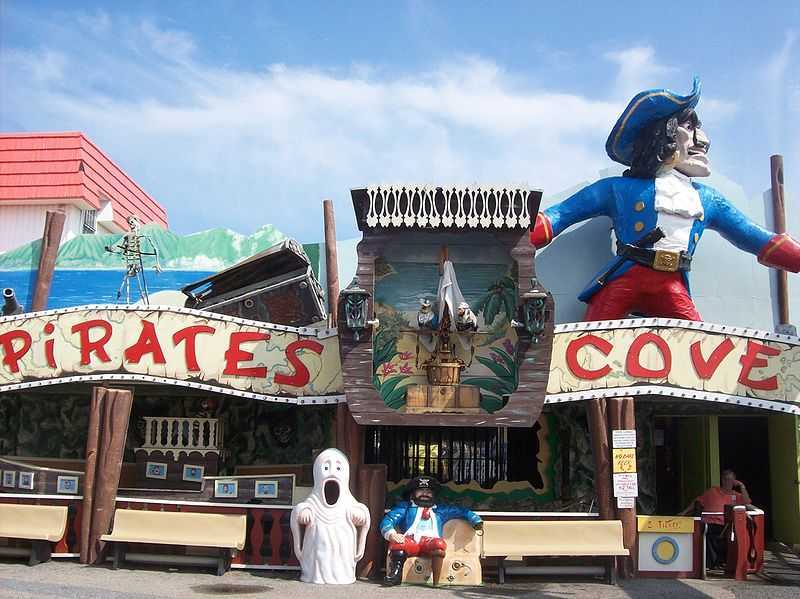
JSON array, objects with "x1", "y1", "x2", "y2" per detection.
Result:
[{"x1": 384, "y1": 550, "x2": 406, "y2": 586}]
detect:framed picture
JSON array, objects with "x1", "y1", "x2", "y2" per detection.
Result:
[
  {"x1": 254, "y1": 479, "x2": 279, "y2": 499},
  {"x1": 2, "y1": 470, "x2": 16, "y2": 488},
  {"x1": 145, "y1": 462, "x2": 168, "y2": 480},
  {"x1": 56, "y1": 475, "x2": 79, "y2": 494},
  {"x1": 182, "y1": 464, "x2": 204, "y2": 482},
  {"x1": 214, "y1": 480, "x2": 238, "y2": 498},
  {"x1": 18, "y1": 471, "x2": 34, "y2": 490}
]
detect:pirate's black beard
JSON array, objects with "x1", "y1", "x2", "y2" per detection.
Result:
[{"x1": 414, "y1": 496, "x2": 435, "y2": 507}]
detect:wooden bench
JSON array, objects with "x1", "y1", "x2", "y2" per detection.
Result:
[
  {"x1": 0, "y1": 504, "x2": 68, "y2": 566},
  {"x1": 100, "y1": 509, "x2": 246, "y2": 576},
  {"x1": 481, "y1": 520, "x2": 629, "y2": 584}
]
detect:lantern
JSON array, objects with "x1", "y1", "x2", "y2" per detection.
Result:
[{"x1": 341, "y1": 278, "x2": 372, "y2": 341}]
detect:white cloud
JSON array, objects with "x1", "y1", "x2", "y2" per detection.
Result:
[
  {"x1": 0, "y1": 18, "x2": 739, "y2": 241},
  {"x1": 604, "y1": 46, "x2": 676, "y2": 99}
]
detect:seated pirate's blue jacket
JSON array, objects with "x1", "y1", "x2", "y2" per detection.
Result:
[
  {"x1": 380, "y1": 501, "x2": 482, "y2": 538},
  {"x1": 534, "y1": 176, "x2": 773, "y2": 302}
]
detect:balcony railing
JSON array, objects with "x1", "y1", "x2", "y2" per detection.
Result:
[{"x1": 139, "y1": 417, "x2": 221, "y2": 456}]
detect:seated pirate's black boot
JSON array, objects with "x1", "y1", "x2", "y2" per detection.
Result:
[{"x1": 384, "y1": 550, "x2": 406, "y2": 586}]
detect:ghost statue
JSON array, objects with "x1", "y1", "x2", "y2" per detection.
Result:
[{"x1": 290, "y1": 448, "x2": 371, "y2": 584}]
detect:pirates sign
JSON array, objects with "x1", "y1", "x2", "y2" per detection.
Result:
[{"x1": 0, "y1": 305, "x2": 344, "y2": 404}]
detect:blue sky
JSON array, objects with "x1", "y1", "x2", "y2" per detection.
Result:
[{"x1": 1, "y1": 1, "x2": 798, "y2": 241}]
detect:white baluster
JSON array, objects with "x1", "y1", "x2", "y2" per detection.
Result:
[
  {"x1": 493, "y1": 188, "x2": 505, "y2": 228},
  {"x1": 505, "y1": 188, "x2": 517, "y2": 228},
  {"x1": 441, "y1": 187, "x2": 454, "y2": 227},
  {"x1": 378, "y1": 187, "x2": 391, "y2": 227},
  {"x1": 467, "y1": 187, "x2": 479, "y2": 228},
  {"x1": 519, "y1": 189, "x2": 531, "y2": 228},
  {"x1": 479, "y1": 188, "x2": 491, "y2": 228},
  {"x1": 366, "y1": 186, "x2": 379, "y2": 228},
  {"x1": 428, "y1": 185, "x2": 441, "y2": 228},
  {"x1": 454, "y1": 188, "x2": 467, "y2": 228}
]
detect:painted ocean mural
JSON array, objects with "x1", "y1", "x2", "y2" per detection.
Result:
[{"x1": 0, "y1": 224, "x2": 325, "y2": 310}]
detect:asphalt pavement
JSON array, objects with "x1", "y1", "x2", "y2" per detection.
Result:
[{"x1": 0, "y1": 560, "x2": 798, "y2": 599}]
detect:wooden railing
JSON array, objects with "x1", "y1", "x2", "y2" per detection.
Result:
[{"x1": 139, "y1": 417, "x2": 221, "y2": 455}]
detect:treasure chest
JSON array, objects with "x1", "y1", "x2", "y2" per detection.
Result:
[{"x1": 182, "y1": 239, "x2": 326, "y2": 326}]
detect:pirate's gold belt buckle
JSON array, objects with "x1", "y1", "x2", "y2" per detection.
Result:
[{"x1": 652, "y1": 249, "x2": 680, "y2": 272}]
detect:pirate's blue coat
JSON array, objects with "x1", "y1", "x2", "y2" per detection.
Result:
[
  {"x1": 540, "y1": 176, "x2": 774, "y2": 302},
  {"x1": 379, "y1": 501, "x2": 482, "y2": 538}
]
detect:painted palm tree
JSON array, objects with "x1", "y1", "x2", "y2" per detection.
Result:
[{"x1": 473, "y1": 275, "x2": 516, "y2": 326}]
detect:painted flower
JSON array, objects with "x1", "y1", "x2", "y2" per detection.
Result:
[
  {"x1": 399, "y1": 364, "x2": 413, "y2": 374},
  {"x1": 399, "y1": 351, "x2": 414, "y2": 361},
  {"x1": 492, "y1": 353, "x2": 504, "y2": 365},
  {"x1": 381, "y1": 363, "x2": 397, "y2": 376},
  {"x1": 502, "y1": 339, "x2": 515, "y2": 356}
]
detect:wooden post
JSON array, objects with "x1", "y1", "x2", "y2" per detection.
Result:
[
  {"x1": 607, "y1": 397, "x2": 638, "y2": 577},
  {"x1": 80, "y1": 387, "x2": 103, "y2": 564},
  {"x1": 82, "y1": 387, "x2": 134, "y2": 565},
  {"x1": 586, "y1": 398, "x2": 613, "y2": 520},
  {"x1": 356, "y1": 463, "x2": 388, "y2": 579},
  {"x1": 323, "y1": 199, "x2": 340, "y2": 325},
  {"x1": 31, "y1": 210, "x2": 66, "y2": 312},
  {"x1": 770, "y1": 155, "x2": 790, "y2": 324}
]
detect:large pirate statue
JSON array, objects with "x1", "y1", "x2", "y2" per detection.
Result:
[
  {"x1": 531, "y1": 78, "x2": 800, "y2": 320},
  {"x1": 380, "y1": 476, "x2": 482, "y2": 586}
]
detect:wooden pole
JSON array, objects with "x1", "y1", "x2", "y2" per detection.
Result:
[
  {"x1": 586, "y1": 398, "x2": 614, "y2": 520},
  {"x1": 84, "y1": 387, "x2": 134, "y2": 564},
  {"x1": 608, "y1": 397, "x2": 638, "y2": 577},
  {"x1": 323, "y1": 199, "x2": 340, "y2": 325},
  {"x1": 356, "y1": 463, "x2": 388, "y2": 579},
  {"x1": 31, "y1": 210, "x2": 66, "y2": 312},
  {"x1": 770, "y1": 155, "x2": 790, "y2": 324},
  {"x1": 79, "y1": 386, "x2": 103, "y2": 564}
]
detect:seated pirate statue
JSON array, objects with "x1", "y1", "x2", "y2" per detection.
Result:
[
  {"x1": 380, "y1": 476, "x2": 482, "y2": 586},
  {"x1": 530, "y1": 78, "x2": 800, "y2": 320}
]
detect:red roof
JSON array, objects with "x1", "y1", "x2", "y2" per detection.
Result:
[{"x1": 0, "y1": 132, "x2": 168, "y2": 230}]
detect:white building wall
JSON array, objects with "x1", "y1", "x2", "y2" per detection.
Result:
[{"x1": 0, "y1": 203, "x2": 83, "y2": 253}]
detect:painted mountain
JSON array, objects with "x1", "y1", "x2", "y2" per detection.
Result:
[{"x1": 0, "y1": 224, "x2": 288, "y2": 271}]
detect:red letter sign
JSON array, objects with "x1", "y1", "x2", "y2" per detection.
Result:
[
  {"x1": 71, "y1": 320, "x2": 113, "y2": 365},
  {"x1": 173, "y1": 325, "x2": 216, "y2": 372},
  {"x1": 565, "y1": 334, "x2": 613, "y2": 380},
  {"x1": 690, "y1": 338, "x2": 735, "y2": 380},
  {"x1": 0, "y1": 330, "x2": 32, "y2": 373},
  {"x1": 125, "y1": 320, "x2": 167, "y2": 365},
  {"x1": 274, "y1": 339, "x2": 324, "y2": 387},
  {"x1": 626, "y1": 332, "x2": 671, "y2": 378},
  {"x1": 223, "y1": 331, "x2": 271, "y2": 378},
  {"x1": 738, "y1": 340, "x2": 780, "y2": 391}
]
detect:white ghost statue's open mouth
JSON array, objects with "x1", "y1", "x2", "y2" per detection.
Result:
[{"x1": 324, "y1": 479, "x2": 340, "y2": 506}]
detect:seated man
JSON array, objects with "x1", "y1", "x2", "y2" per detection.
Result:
[
  {"x1": 680, "y1": 468, "x2": 751, "y2": 569},
  {"x1": 380, "y1": 476, "x2": 482, "y2": 586}
]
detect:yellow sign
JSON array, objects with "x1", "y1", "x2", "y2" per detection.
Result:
[
  {"x1": 637, "y1": 516, "x2": 695, "y2": 534},
  {"x1": 612, "y1": 448, "x2": 636, "y2": 473}
]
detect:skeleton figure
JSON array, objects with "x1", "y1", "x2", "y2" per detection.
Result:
[
  {"x1": 455, "y1": 301, "x2": 478, "y2": 332},
  {"x1": 105, "y1": 216, "x2": 162, "y2": 304},
  {"x1": 290, "y1": 448, "x2": 370, "y2": 584}
]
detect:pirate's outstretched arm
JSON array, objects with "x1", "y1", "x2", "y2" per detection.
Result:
[
  {"x1": 530, "y1": 178, "x2": 612, "y2": 248},
  {"x1": 706, "y1": 192, "x2": 800, "y2": 273},
  {"x1": 380, "y1": 501, "x2": 410, "y2": 540}
]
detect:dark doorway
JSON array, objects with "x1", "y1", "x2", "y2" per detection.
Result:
[
  {"x1": 654, "y1": 416, "x2": 682, "y2": 515},
  {"x1": 718, "y1": 416, "x2": 772, "y2": 538}
]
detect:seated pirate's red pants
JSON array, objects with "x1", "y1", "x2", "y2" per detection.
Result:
[
  {"x1": 389, "y1": 535, "x2": 447, "y2": 556},
  {"x1": 584, "y1": 265, "x2": 702, "y2": 321}
]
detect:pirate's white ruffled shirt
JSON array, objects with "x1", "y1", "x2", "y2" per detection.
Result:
[{"x1": 653, "y1": 169, "x2": 704, "y2": 252}]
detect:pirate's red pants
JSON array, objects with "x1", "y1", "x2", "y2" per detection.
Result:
[
  {"x1": 584, "y1": 265, "x2": 702, "y2": 321},
  {"x1": 389, "y1": 536, "x2": 447, "y2": 556}
]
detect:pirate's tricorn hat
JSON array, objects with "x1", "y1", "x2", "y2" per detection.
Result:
[
  {"x1": 605, "y1": 77, "x2": 701, "y2": 166},
  {"x1": 405, "y1": 476, "x2": 441, "y2": 497}
]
